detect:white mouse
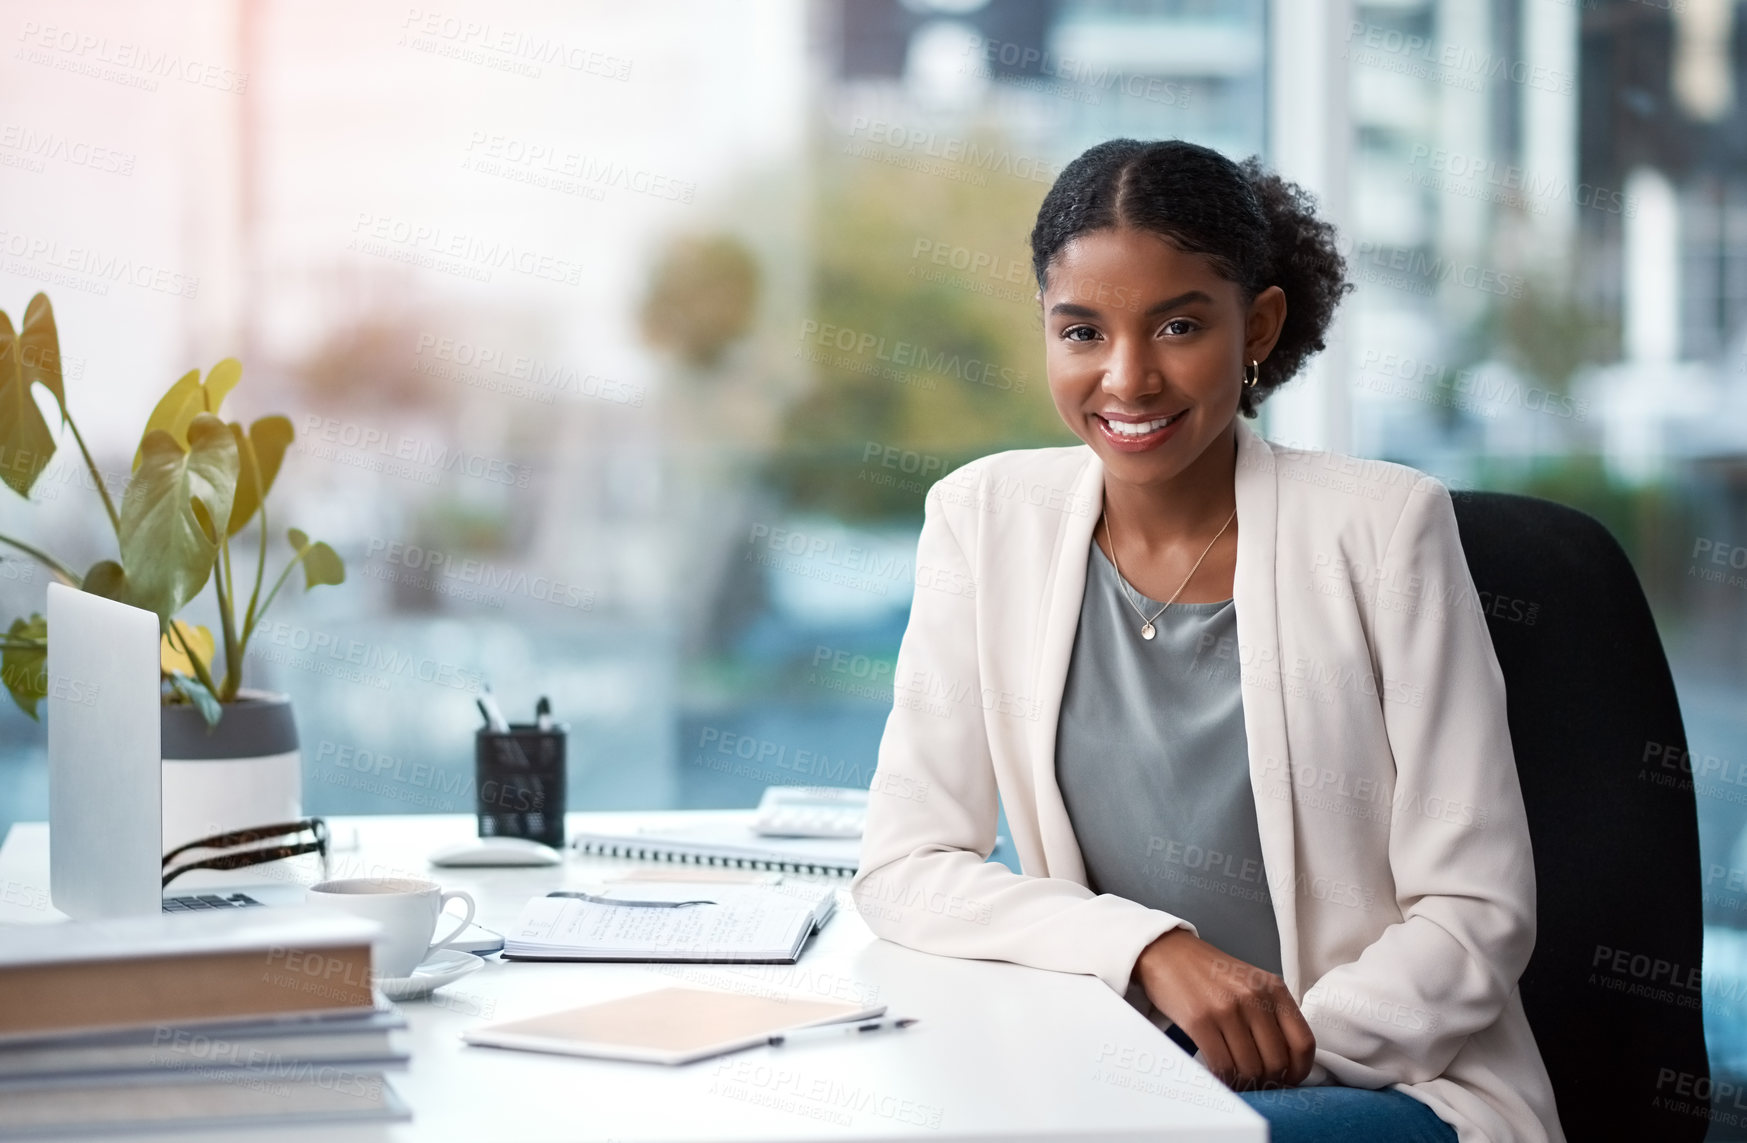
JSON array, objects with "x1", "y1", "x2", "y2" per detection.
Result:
[{"x1": 429, "y1": 837, "x2": 563, "y2": 867}]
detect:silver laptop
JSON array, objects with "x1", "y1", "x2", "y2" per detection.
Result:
[
  {"x1": 46, "y1": 583, "x2": 506, "y2": 957},
  {"x1": 45, "y1": 584, "x2": 506, "y2": 953},
  {"x1": 46, "y1": 582, "x2": 309, "y2": 917}
]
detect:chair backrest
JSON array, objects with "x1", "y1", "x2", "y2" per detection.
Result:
[{"x1": 1450, "y1": 490, "x2": 1708, "y2": 1142}]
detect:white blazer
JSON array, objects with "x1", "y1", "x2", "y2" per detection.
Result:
[{"x1": 850, "y1": 417, "x2": 1566, "y2": 1143}]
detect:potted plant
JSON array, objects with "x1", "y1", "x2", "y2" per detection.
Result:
[{"x1": 0, "y1": 293, "x2": 344, "y2": 853}]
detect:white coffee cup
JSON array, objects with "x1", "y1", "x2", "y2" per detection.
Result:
[{"x1": 307, "y1": 877, "x2": 476, "y2": 979}]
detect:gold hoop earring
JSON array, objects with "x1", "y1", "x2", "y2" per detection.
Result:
[{"x1": 1243, "y1": 360, "x2": 1260, "y2": 388}]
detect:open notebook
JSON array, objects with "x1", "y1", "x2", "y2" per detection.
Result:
[{"x1": 503, "y1": 881, "x2": 838, "y2": 964}]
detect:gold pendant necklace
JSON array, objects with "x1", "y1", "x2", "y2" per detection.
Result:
[{"x1": 1102, "y1": 502, "x2": 1236, "y2": 640}]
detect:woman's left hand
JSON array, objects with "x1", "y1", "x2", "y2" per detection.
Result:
[{"x1": 1134, "y1": 927, "x2": 1317, "y2": 1089}]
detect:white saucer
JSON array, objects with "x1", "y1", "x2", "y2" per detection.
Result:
[{"x1": 378, "y1": 949, "x2": 484, "y2": 1001}]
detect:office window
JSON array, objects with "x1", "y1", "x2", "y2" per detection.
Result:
[{"x1": 0, "y1": 0, "x2": 1273, "y2": 820}]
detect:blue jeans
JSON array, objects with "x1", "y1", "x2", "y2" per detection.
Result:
[{"x1": 1238, "y1": 1086, "x2": 1457, "y2": 1143}]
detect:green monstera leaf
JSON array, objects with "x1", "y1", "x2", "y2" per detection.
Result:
[
  {"x1": 0, "y1": 294, "x2": 66, "y2": 498},
  {"x1": 2, "y1": 613, "x2": 47, "y2": 718},
  {"x1": 287, "y1": 527, "x2": 345, "y2": 589},
  {"x1": 132, "y1": 358, "x2": 242, "y2": 471},
  {"x1": 119, "y1": 414, "x2": 238, "y2": 620},
  {"x1": 227, "y1": 415, "x2": 294, "y2": 537},
  {"x1": 165, "y1": 671, "x2": 221, "y2": 727},
  {"x1": 81, "y1": 559, "x2": 128, "y2": 602}
]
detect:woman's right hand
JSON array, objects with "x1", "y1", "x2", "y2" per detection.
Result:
[{"x1": 1133, "y1": 927, "x2": 1316, "y2": 1090}]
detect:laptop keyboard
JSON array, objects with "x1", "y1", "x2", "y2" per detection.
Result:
[{"x1": 162, "y1": 893, "x2": 265, "y2": 912}]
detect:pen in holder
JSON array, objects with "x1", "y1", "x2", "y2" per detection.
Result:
[{"x1": 475, "y1": 723, "x2": 566, "y2": 848}]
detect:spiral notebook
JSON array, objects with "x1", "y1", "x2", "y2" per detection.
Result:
[{"x1": 569, "y1": 814, "x2": 861, "y2": 876}]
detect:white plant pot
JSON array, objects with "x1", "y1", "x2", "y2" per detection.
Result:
[{"x1": 161, "y1": 690, "x2": 303, "y2": 888}]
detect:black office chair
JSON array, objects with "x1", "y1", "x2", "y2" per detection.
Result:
[{"x1": 1451, "y1": 490, "x2": 1708, "y2": 1142}]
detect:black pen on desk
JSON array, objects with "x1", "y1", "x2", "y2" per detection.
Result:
[
  {"x1": 535, "y1": 696, "x2": 552, "y2": 731},
  {"x1": 768, "y1": 1018, "x2": 917, "y2": 1047}
]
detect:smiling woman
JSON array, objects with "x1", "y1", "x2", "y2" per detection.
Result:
[
  {"x1": 851, "y1": 139, "x2": 1567, "y2": 1143},
  {"x1": 1034, "y1": 141, "x2": 1349, "y2": 607}
]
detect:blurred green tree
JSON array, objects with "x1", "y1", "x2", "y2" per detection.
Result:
[
  {"x1": 640, "y1": 234, "x2": 761, "y2": 371},
  {"x1": 1491, "y1": 275, "x2": 1618, "y2": 397},
  {"x1": 770, "y1": 127, "x2": 1075, "y2": 521}
]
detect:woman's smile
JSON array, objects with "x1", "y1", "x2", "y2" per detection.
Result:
[{"x1": 1093, "y1": 409, "x2": 1190, "y2": 452}]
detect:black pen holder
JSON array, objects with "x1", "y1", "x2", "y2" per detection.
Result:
[{"x1": 475, "y1": 724, "x2": 567, "y2": 848}]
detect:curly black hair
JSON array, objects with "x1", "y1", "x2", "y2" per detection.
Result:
[{"x1": 1029, "y1": 138, "x2": 1352, "y2": 417}]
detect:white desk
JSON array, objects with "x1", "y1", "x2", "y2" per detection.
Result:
[{"x1": 0, "y1": 813, "x2": 1264, "y2": 1143}]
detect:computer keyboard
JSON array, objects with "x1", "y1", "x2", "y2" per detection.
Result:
[
  {"x1": 162, "y1": 892, "x2": 265, "y2": 912},
  {"x1": 753, "y1": 786, "x2": 869, "y2": 838}
]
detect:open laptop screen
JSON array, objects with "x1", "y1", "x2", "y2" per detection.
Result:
[{"x1": 47, "y1": 581, "x2": 163, "y2": 919}]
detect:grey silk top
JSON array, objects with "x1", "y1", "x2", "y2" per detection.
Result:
[{"x1": 1054, "y1": 540, "x2": 1284, "y2": 977}]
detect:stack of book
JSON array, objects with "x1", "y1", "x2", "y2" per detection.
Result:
[{"x1": 0, "y1": 907, "x2": 410, "y2": 1138}]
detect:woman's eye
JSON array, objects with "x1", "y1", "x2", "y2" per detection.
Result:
[
  {"x1": 1061, "y1": 324, "x2": 1099, "y2": 342},
  {"x1": 1159, "y1": 318, "x2": 1199, "y2": 337}
]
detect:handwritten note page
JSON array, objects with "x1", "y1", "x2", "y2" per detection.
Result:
[{"x1": 510, "y1": 892, "x2": 811, "y2": 961}]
